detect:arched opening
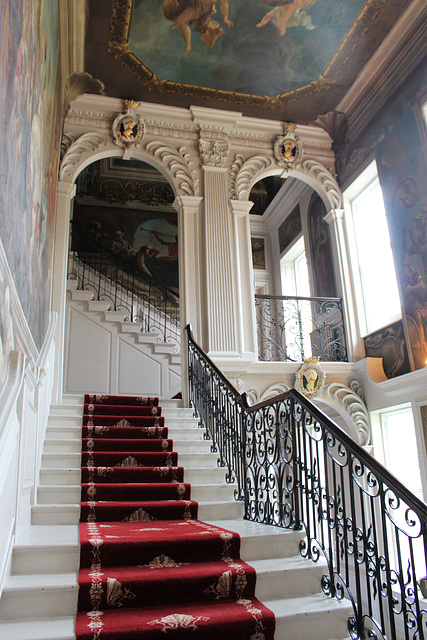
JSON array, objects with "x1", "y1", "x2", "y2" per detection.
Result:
[
  {"x1": 58, "y1": 153, "x2": 182, "y2": 398},
  {"x1": 248, "y1": 174, "x2": 347, "y2": 363}
]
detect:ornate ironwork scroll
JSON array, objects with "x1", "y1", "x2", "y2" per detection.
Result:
[
  {"x1": 187, "y1": 324, "x2": 427, "y2": 640},
  {"x1": 254, "y1": 294, "x2": 347, "y2": 362}
]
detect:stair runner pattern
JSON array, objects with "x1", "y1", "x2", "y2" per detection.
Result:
[{"x1": 76, "y1": 394, "x2": 276, "y2": 639}]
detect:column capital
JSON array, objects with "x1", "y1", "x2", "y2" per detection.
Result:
[
  {"x1": 324, "y1": 208, "x2": 344, "y2": 225},
  {"x1": 230, "y1": 199, "x2": 254, "y2": 217},
  {"x1": 173, "y1": 195, "x2": 203, "y2": 215},
  {"x1": 57, "y1": 181, "x2": 77, "y2": 198}
]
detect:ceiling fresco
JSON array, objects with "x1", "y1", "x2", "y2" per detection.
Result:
[{"x1": 106, "y1": 0, "x2": 412, "y2": 115}]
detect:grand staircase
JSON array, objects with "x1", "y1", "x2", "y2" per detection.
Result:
[{"x1": 0, "y1": 395, "x2": 352, "y2": 640}]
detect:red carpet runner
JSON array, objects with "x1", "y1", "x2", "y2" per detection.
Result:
[{"x1": 76, "y1": 394, "x2": 276, "y2": 639}]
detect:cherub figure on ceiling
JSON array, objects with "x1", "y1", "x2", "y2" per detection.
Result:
[
  {"x1": 162, "y1": 0, "x2": 233, "y2": 54},
  {"x1": 256, "y1": 0, "x2": 318, "y2": 37}
]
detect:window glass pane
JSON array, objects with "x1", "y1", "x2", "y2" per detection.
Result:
[
  {"x1": 380, "y1": 408, "x2": 422, "y2": 498},
  {"x1": 351, "y1": 179, "x2": 401, "y2": 333}
]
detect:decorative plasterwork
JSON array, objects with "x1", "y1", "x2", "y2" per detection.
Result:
[
  {"x1": 60, "y1": 132, "x2": 109, "y2": 181},
  {"x1": 325, "y1": 380, "x2": 371, "y2": 446},
  {"x1": 230, "y1": 154, "x2": 276, "y2": 201},
  {"x1": 298, "y1": 159, "x2": 342, "y2": 209},
  {"x1": 246, "y1": 382, "x2": 291, "y2": 406},
  {"x1": 199, "y1": 140, "x2": 230, "y2": 168},
  {"x1": 145, "y1": 141, "x2": 200, "y2": 197}
]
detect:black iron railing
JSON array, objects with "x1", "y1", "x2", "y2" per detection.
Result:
[
  {"x1": 67, "y1": 229, "x2": 180, "y2": 348},
  {"x1": 255, "y1": 294, "x2": 347, "y2": 362},
  {"x1": 187, "y1": 324, "x2": 427, "y2": 640}
]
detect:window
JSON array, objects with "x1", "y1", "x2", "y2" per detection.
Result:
[
  {"x1": 280, "y1": 236, "x2": 312, "y2": 358},
  {"x1": 344, "y1": 162, "x2": 401, "y2": 336},
  {"x1": 372, "y1": 405, "x2": 423, "y2": 499},
  {"x1": 280, "y1": 236, "x2": 310, "y2": 297}
]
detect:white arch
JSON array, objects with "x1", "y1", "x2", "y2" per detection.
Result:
[{"x1": 230, "y1": 152, "x2": 342, "y2": 211}]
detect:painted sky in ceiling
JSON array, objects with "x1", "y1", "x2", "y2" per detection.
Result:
[{"x1": 128, "y1": 0, "x2": 366, "y2": 97}]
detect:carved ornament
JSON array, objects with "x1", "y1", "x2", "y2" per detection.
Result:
[
  {"x1": 230, "y1": 154, "x2": 275, "y2": 200},
  {"x1": 145, "y1": 141, "x2": 200, "y2": 197},
  {"x1": 325, "y1": 380, "x2": 371, "y2": 446},
  {"x1": 112, "y1": 100, "x2": 145, "y2": 151},
  {"x1": 199, "y1": 139, "x2": 230, "y2": 168},
  {"x1": 273, "y1": 123, "x2": 303, "y2": 171},
  {"x1": 299, "y1": 159, "x2": 342, "y2": 209},
  {"x1": 60, "y1": 133, "x2": 109, "y2": 182}
]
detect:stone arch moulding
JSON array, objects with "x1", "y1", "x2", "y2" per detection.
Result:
[
  {"x1": 230, "y1": 153, "x2": 342, "y2": 211},
  {"x1": 59, "y1": 132, "x2": 199, "y2": 198}
]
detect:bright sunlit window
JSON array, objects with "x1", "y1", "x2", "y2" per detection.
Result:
[
  {"x1": 372, "y1": 405, "x2": 423, "y2": 499},
  {"x1": 344, "y1": 162, "x2": 401, "y2": 336},
  {"x1": 280, "y1": 236, "x2": 310, "y2": 297}
]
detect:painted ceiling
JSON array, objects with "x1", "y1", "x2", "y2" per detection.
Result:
[{"x1": 85, "y1": 0, "x2": 414, "y2": 123}]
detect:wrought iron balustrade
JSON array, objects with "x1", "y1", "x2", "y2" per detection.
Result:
[
  {"x1": 187, "y1": 324, "x2": 427, "y2": 640},
  {"x1": 67, "y1": 231, "x2": 180, "y2": 348},
  {"x1": 255, "y1": 294, "x2": 347, "y2": 362}
]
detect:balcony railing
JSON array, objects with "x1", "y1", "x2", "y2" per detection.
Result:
[
  {"x1": 255, "y1": 294, "x2": 348, "y2": 362},
  {"x1": 187, "y1": 324, "x2": 427, "y2": 640}
]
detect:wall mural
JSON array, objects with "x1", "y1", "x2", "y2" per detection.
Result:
[
  {"x1": 0, "y1": 0, "x2": 61, "y2": 388},
  {"x1": 278, "y1": 204, "x2": 301, "y2": 254},
  {"x1": 377, "y1": 107, "x2": 427, "y2": 371},
  {"x1": 72, "y1": 202, "x2": 179, "y2": 293},
  {"x1": 308, "y1": 192, "x2": 336, "y2": 298}
]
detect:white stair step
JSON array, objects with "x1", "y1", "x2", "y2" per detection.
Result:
[
  {"x1": 251, "y1": 555, "x2": 327, "y2": 600},
  {"x1": 11, "y1": 526, "x2": 79, "y2": 575},
  {"x1": 176, "y1": 452, "x2": 224, "y2": 468},
  {"x1": 46, "y1": 425, "x2": 82, "y2": 439},
  {"x1": 207, "y1": 519, "x2": 305, "y2": 560},
  {"x1": 268, "y1": 593, "x2": 353, "y2": 640},
  {"x1": 42, "y1": 453, "x2": 81, "y2": 468},
  {"x1": 120, "y1": 322, "x2": 143, "y2": 333},
  {"x1": 0, "y1": 616, "x2": 75, "y2": 640},
  {"x1": 37, "y1": 486, "x2": 81, "y2": 504},
  {"x1": 40, "y1": 468, "x2": 81, "y2": 485},
  {"x1": 87, "y1": 299, "x2": 112, "y2": 313},
  {"x1": 183, "y1": 467, "x2": 228, "y2": 484},
  {"x1": 0, "y1": 573, "x2": 78, "y2": 619},
  {"x1": 103, "y1": 310, "x2": 128, "y2": 322},
  {"x1": 31, "y1": 505, "x2": 80, "y2": 526},
  {"x1": 48, "y1": 414, "x2": 82, "y2": 427},
  {"x1": 44, "y1": 438, "x2": 213, "y2": 455},
  {"x1": 49, "y1": 404, "x2": 82, "y2": 417},
  {"x1": 197, "y1": 500, "x2": 244, "y2": 520},
  {"x1": 70, "y1": 290, "x2": 94, "y2": 302}
]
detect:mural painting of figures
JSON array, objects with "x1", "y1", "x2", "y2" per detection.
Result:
[
  {"x1": 256, "y1": 0, "x2": 318, "y2": 37},
  {"x1": 161, "y1": 0, "x2": 233, "y2": 53},
  {"x1": 128, "y1": 0, "x2": 366, "y2": 97},
  {"x1": 377, "y1": 108, "x2": 427, "y2": 371}
]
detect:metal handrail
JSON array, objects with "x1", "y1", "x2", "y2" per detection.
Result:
[{"x1": 186, "y1": 324, "x2": 427, "y2": 640}]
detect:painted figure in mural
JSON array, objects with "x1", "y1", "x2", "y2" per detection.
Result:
[
  {"x1": 161, "y1": 0, "x2": 233, "y2": 54},
  {"x1": 256, "y1": 0, "x2": 318, "y2": 37},
  {"x1": 110, "y1": 230, "x2": 135, "y2": 256},
  {"x1": 151, "y1": 231, "x2": 179, "y2": 258},
  {"x1": 400, "y1": 248, "x2": 427, "y2": 368},
  {"x1": 409, "y1": 197, "x2": 427, "y2": 276},
  {"x1": 136, "y1": 245, "x2": 160, "y2": 278}
]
